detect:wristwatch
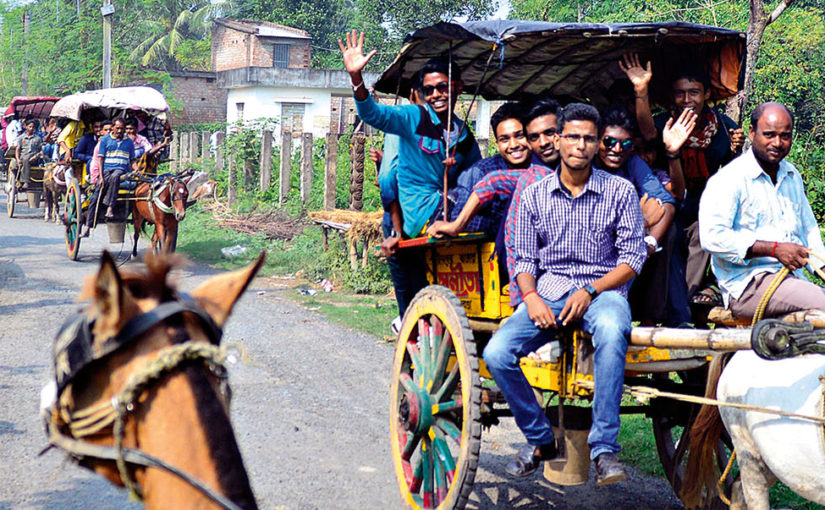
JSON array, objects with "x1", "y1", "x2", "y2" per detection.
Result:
[
  {"x1": 584, "y1": 284, "x2": 599, "y2": 299},
  {"x1": 644, "y1": 235, "x2": 659, "y2": 252}
]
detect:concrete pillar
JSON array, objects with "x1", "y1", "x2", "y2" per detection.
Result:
[
  {"x1": 324, "y1": 133, "x2": 338, "y2": 210},
  {"x1": 170, "y1": 131, "x2": 179, "y2": 173},
  {"x1": 214, "y1": 132, "x2": 225, "y2": 174},
  {"x1": 189, "y1": 132, "x2": 199, "y2": 163},
  {"x1": 476, "y1": 99, "x2": 492, "y2": 140},
  {"x1": 279, "y1": 131, "x2": 292, "y2": 204},
  {"x1": 300, "y1": 132, "x2": 313, "y2": 205},
  {"x1": 259, "y1": 130, "x2": 273, "y2": 191},
  {"x1": 201, "y1": 131, "x2": 209, "y2": 162},
  {"x1": 180, "y1": 133, "x2": 190, "y2": 165}
]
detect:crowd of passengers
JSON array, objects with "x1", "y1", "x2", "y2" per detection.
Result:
[
  {"x1": 340, "y1": 30, "x2": 825, "y2": 485},
  {"x1": 3, "y1": 112, "x2": 171, "y2": 234}
]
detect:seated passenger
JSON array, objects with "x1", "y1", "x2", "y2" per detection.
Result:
[
  {"x1": 339, "y1": 30, "x2": 481, "y2": 239},
  {"x1": 594, "y1": 106, "x2": 694, "y2": 325},
  {"x1": 484, "y1": 103, "x2": 646, "y2": 484},
  {"x1": 125, "y1": 118, "x2": 153, "y2": 159},
  {"x1": 13, "y1": 119, "x2": 43, "y2": 191},
  {"x1": 621, "y1": 52, "x2": 746, "y2": 304},
  {"x1": 75, "y1": 120, "x2": 103, "y2": 169},
  {"x1": 700, "y1": 102, "x2": 825, "y2": 317}
]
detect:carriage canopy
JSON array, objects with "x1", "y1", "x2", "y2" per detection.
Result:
[
  {"x1": 373, "y1": 20, "x2": 746, "y2": 107},
  {"x1": 50, "y1": 86, "x2": 170, "y2": 122}
]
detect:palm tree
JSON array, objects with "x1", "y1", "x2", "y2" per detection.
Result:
[{"x1": 129, "y1": 0, "x2": 228, "y2": 70}]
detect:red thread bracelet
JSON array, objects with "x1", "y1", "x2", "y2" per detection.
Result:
[
  {"x1": 771, "y1": 241, "x2": 779, "y2": 257},
  {"x1": 523, "y1": 290, "x2": 537, "y2": 300}
]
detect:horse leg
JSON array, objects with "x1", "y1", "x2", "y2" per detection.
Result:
[
  {"x1": 44, "y1": 186, "x2": 52, "y2": 221},
  {"x1": 132, "y1": 211, "x2": 142, "y2": 259}
]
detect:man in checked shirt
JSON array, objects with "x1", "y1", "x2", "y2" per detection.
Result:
[{"x1": 483, "y1": 103, "x2": 647, "y2": 485}]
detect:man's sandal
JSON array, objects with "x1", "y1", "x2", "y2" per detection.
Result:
[{"x1": 690, "y1": 286, "x2": 722, "y2": 307}]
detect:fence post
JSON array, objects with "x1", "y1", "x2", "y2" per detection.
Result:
[
  {"x1": 259, "y1": 130, "x2": 273, "y2": 191},
  {"x1": 214, "y1": 132, "x2": 225, "y2": 175},
  {"x1": 300, "y1": 132, "x2": 313, "y2": 205},
  {"x1": 279, "y1": 130, "x2": 292, "y2": 205},
  {"x1": 201, "y1": 131, "x2": 209, "y2": 162},
  {"x1": 189, "y1": 132, "x2": 199, "y2": 163},
  {"x1": 170, "y1": 131, "x2": 179, "y2": 173},
  {"x1": 180, "y1": 132, "x2": 190, "y2": 165},
  {"x1": 324, "y1": 133, "x2": 338, "y2": 211},
  {"x1": 227, "y1": 149, "x2": 236, "y2": 206},
  {"x1": 350, "y1": 132, "x2": 365, "y2": 211},
  {"x1": 477, "y1": 138, "x2": 489, "y2": 158}
]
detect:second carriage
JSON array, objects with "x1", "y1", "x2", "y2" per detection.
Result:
[{"x1": 52, "y1": 86, "x2": 175, "y2": 260}]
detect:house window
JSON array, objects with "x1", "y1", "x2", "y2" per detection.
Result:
[
  {"x1": 273, "y1": 43, "x2": 290, "y2": 68},
  {"x1": 281, "y1": 103, "x2": 305, "y2": 134},
  {"x1": 236, "y1": 102, "x2": 244, "y2": 121}
]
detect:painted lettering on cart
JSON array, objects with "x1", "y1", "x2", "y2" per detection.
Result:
[{"x1": 437, "y1": 263, "x2": 479, "y2": 298}]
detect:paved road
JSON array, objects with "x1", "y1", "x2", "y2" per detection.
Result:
[{"x1": 0, "y1": 194, "x2": 684, "y2": 509}]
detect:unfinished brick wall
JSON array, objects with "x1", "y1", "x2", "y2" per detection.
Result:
[
  {"x1": 212, "y1": 22, "x2": 311, "y2": 72},
  {"x1": 166, "y1": 74, "x2": 228, "y2": 126}
]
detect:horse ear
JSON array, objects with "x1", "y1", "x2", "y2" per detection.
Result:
[
  {"x1": 93, "y1": 251, "x2": 125, "y2": 329},
  {"x1": 190, "y1": 251, "x2": 266, "y2": 327}
]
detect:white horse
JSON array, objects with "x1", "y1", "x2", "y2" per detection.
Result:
[{"x1": 682, "y1": 351, "x2": 825, "y2": 509}]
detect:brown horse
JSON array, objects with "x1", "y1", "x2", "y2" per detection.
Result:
[
  {"x1": 43, "y1": 162, "x2": 67, "y2": 223},
  {"x1": 132, "y1": 174, "x2": 189, "y2": 257},
  {"x1": 43, "y1": 251, "x2": 263, "y2": 509}
]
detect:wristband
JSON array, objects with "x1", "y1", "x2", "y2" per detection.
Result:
[
  {"x1": 772, "y1": 241, "x2": 779, "y2": 257},
  {"x1": 522, "y1": 289, "x2": 538, "y2": 300},
  {"x1": 351, "y1": 80, "x2": 365, "y2": 92}
]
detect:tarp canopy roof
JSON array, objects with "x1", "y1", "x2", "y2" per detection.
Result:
[
  {"x1": 374, "y1": 20, "x2": 745, "y2": 106},
  {"x1": 4, "y1": 96, "x2": 60, "y2": 120},
  {"x1": 50, "y1": 86, "x2": 169, "y2": 121}
]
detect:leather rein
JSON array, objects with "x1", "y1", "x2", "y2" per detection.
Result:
[{"x1": 43, "y1": 297, "x2": 244, "y2": 510}]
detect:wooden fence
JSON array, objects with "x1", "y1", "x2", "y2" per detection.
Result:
[{"x1": 172, "y1": 129, "x2": 489, "y2": 209}]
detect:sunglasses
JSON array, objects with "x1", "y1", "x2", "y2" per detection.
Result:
[
  {"x1": 421, "y1": 82, "x2": 451, "y2": 96},
  {"x1": 602, "y1": 136, "x2": 633, "y2": 151}
]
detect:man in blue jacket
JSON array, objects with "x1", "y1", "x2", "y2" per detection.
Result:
[{"x1": 339, "y1": 30, "x2": 482, "y2": 239}]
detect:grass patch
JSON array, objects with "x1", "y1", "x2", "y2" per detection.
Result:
[{"x1": 292, "y1": 291, "x2": 397, "y2": 339}]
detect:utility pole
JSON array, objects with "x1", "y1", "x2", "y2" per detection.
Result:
[
  {"x1": 21, "y1": 12, "x2": 29, "y2": 95},
  {"x1": 101, "y1": 0, "x2": 114, "y2": 88}
]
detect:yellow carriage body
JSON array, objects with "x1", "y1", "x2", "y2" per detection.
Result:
[{"x1": 417, "y1": 237, "x2": 692, "y2": 399}]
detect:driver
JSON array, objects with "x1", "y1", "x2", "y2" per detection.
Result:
[{"x1": 13, "y1": 118, "x2": 43, "y2": 191}]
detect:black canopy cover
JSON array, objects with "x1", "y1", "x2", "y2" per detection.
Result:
[{"x1": 374, "y1": 20, "x2": 745, "y2": 107}]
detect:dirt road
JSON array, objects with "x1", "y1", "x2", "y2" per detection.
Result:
[{"x1": 0, "y1": 195, "x2": 683, "y2": 509}]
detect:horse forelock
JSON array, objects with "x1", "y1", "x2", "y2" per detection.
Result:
[{"x1": 118, "y1": 253, "x2": 188, "y2": 301}]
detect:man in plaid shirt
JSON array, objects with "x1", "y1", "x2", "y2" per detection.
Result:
[
  {"x1": 483, "y1": 103, "x2": 647, "y2": 485},
  {"x1": 428, "y1": 99, "x2": 563, "y2": 307}
]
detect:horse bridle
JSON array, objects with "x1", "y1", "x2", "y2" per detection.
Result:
[
  {"x1": 43, "y1": 296, "x2": 245, "y2": 510},
  {"x1": 151, "y1": 176, "x2": 186, "y2": 215}
]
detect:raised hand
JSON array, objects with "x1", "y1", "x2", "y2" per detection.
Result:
[
  {"x1": 663, "y1": 108, "x2": 698, "y2": 154},
  {"x1": 338, "y1": 30, "x2": 377, "y2": 75},
  {"x1": 619, "y1": 52, "x2": 652, "y2": 93}
]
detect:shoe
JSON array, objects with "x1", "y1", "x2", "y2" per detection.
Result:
[
  {"x1": 594, "y1": 452, "x2": 628, "y2": 486},
  {"x1": 505, "y1": 442, "x2": 558, "y2": 478},
  {"x1": 80, "y1": 226, "x2": 91, "y2": 238},
  {"x1": 391, "y1": 316, "x2": 402, "y2": 335}
]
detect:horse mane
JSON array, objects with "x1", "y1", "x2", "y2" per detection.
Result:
[{"x1": 681, "y1": 353, "x2": 732, "y2": 508}]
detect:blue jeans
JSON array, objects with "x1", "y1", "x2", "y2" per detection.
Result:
[
  {"x1": 382, "y1": 213, "x2": 429, "y2": 318},
  {"x1": 483, "y1": 289, "x2": 631, "y2": 459}
]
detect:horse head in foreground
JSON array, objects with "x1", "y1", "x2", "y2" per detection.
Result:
[
  {"x1": 681, "y1": 326, "x2": 825, "y2": 510},
  {"x1": 42, "y1": 251, "x2": 264, "y2": 509}
]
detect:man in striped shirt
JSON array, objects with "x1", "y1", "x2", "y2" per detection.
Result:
[{"x1": 483, "y1": 103, "x2": 647, "y2": 485}]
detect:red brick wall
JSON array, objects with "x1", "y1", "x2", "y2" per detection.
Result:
[
  {"x1": 212, "y1": 24, "x2": 250, "y2": 72},
  {"x1": 212, "y1": 24, "x2": 311, "y2": 71},
  {"x1": 167, "y1": 75, "x2": 228, "y2": 126}
]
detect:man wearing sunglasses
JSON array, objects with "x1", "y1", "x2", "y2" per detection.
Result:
[
  {"x1": 339, "y1": 30, "x2": 481, "y2": 240},
  {"x1": 484, "y1": 103, "x2": 646, "y2": 486},
  {"x1": 595, "y1": 106, "x2": 695, "y2": 326}
]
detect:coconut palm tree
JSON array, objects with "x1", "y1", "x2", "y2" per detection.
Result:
[{"x1": 129, "y1": 0, "x2": 228, "y2": 70}]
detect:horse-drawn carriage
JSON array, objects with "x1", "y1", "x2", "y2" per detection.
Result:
[
  {"x1": 371, "y1": 21, "x2": 825, "y2": 509},
  {"x1": 3, "y1": 96, "x2": 60, "y2": 218},
  {"x1": 52, "y1": 86, "x2": 187, "y2": 260}
]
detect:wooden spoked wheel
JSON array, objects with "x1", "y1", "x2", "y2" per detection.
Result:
[
  {"x1": 390, "y1": 285, "x2": 482, "y2": 510},
  {"x1": 6, "y1": 170, "x2": 15, "y2": 218},
  {"x1": 649, "y1": 371, "x2": 733, "y2": 509},
  {"x1": 64, "y1": 178, "x2": 82, "y2": 260}
]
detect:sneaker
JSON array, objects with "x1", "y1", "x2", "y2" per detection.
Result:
[
  {"x1": 594, "y1": 452, "x2": 628, "y2": 486},
  {"x1": 391, "y1": 316, "x2": 402, "y2": 335},
  {"x1": 505, "y1": 442, "x2": 559, "y2": 478}
]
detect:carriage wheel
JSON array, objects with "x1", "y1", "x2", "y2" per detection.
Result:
[
  {"x1": 64, "y1": 178, "x2": 82, "y2": 261},
  {"x1": 390, "y1": 285, "x2": 482, "y2": 510},
  {"x1": 650, "y1": 371, "x2": 733, "y2": 509},
  {"x1": 6, "y1": 170, "x2": 15, "y2": 218}
]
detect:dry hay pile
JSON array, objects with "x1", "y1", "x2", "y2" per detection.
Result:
[
  {"x1": 203, "y1": 201, "x2": 308, "y2": 241},
  {"x1": 308, "y1": 209, "x2": 383, "y2": 245}
]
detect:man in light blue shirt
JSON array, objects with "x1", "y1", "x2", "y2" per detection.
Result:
[{"x1": 699, "y1": 102, "x2": 825, "y2": 318}]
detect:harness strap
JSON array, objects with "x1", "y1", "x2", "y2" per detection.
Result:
[
  {"x1": 47, "y1": 425, "x2": 243, "y2": 510},
  {"x1": 151, "y1": 180, "x2": 175, "y2": 214}
]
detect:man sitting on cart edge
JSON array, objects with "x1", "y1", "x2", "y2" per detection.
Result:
[
  {"x1": 483, "y1": 103, "x2": 646, "y2": 485},
  {"x1": 700, "y1": 102, "x2": 825, "y2": 318},
  {"x1": 12, "y1": 118, "x2": 43, "y2": 191},
  {"x1": 339, "y1": 30, "x2": 482, "y2": 240}
]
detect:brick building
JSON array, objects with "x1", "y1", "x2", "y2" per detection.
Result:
[
  {"x1": 165, "y1": 71, "x2": 227, "y2": 126},
  {"x1": 211, "y1": 18, "x2": 311, "y2": 72}
]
